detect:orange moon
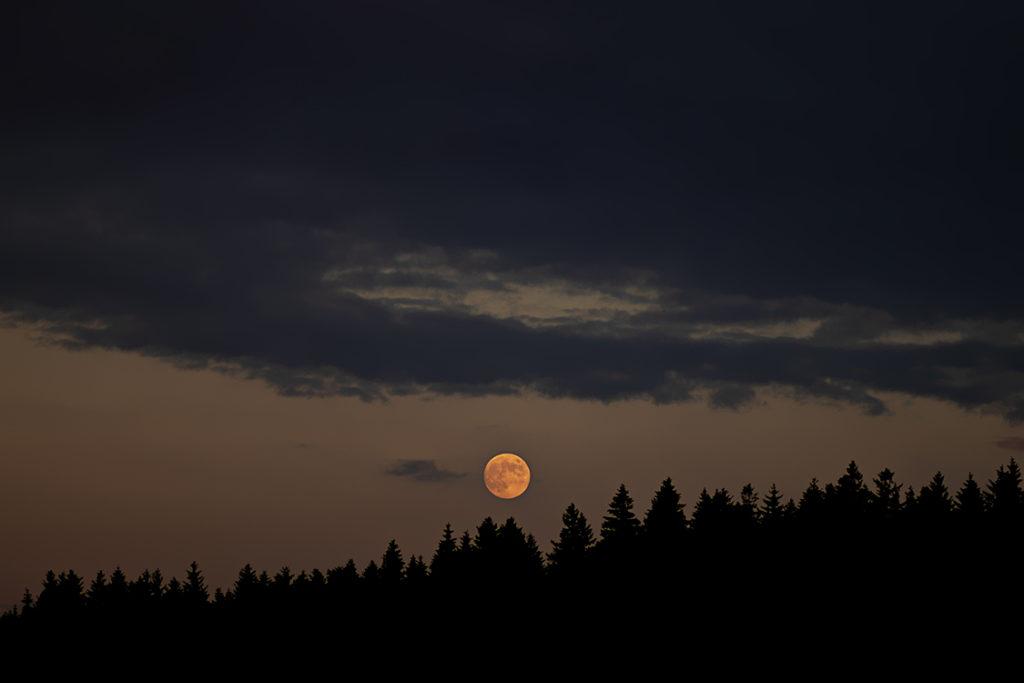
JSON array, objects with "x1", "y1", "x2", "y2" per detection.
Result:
[{"x1": 484, "y1": 453, "x2": 531, "y2": 499}]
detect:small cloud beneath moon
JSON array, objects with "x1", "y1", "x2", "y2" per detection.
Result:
[
  {"x1": 385, "y1": 459, "x2": 466, "y2": 482},
  {"x1": 995, "y1": 436, "x2": 1024, "y2": 452}
]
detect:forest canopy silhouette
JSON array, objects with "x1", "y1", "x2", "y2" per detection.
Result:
[{"x1": 4, "y1": 458, "x2": 1022, "y2": 637}]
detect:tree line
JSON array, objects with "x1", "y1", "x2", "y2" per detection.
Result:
[{"x1": 3, "y1": 457, "x2": 1022, "y2": 634}]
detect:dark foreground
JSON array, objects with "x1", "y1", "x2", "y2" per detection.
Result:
[{"x1": 3, "y1": 459, "x2": 1022, "y2": 652}]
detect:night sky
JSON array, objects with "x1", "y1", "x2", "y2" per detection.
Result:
[{"x1": 3, "y1": 2, "x2": 1023, "y2": 606}]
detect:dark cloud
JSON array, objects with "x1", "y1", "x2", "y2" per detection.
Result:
[
  {"x1": 995, "y1": 437, "x2": 1024, "y2": 452},
  {"x1": 3, "y1": 2, "x2": 1023, "y2": 421},
  {"x1": 385, "y1": 460, "x2": 466, "y2": 483},
  {"x1": 708, "y1": 385, "x2": 759, "y2": 412}
]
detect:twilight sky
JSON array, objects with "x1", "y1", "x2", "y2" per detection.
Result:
[{"x1": 2, "y1": 2, "x2": 1023, "y2": 606}]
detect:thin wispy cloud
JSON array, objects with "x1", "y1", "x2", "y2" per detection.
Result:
[
  {"x1": 995, "y1": 437, "x2": 1024, "y2": 452},
  {"x1": 385, "y1": 460, "x2": 466, "y2": 483}
]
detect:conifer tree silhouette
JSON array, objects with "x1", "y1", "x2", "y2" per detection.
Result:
[
  {"x1": 548, "y1": 503, "x2": 595, "y2": 578},
  {"x1": 918, "y1": 471, "x2": 953, "y2": 519},
  {"x1": 310, "y1": 568, "x2": 326, "y2": 593},
  {"x1": 430, "y1": 523, "x2": 459, "y2": 582},
  {"x1": 597, "y1": 484, "x2": 641, "y2": 580},
  {"x1": 798, "y1": 478, "x2": 825, "y2": 520},
  {"x1": 761, "y1": 484, "x2": 786, "y2": 528},
  {"x1": 691, "y1": 488, "x2": 714, "y2": 533},
  {"x1": 600, "y1": 484, "x2": 641, "y2": 545},
  {"x1": 362, "y1": 560, "x2": 379, "y2": 585},
  {"x1": 474, "y1": 517, "x2": 499, "y2": 553},
  {"x1": 955, "y1": 473, "x2": 985, "y2": 519},
  {"x1": 472, "y1": 517, "x2": 500, "y2": 580},
  {"x1": 108, "y1": 567, "x2": 129, "y2": 610},
  {"x1": 87, "y1": 570, "x2": 108, "y2": 609},
  {"x1": 380, "y1": 539, "x2": 405, "y2": 585},
  {"x1": 129, "y1": 569, "x2": 153, "y2": 606},
  {"x1": 871, "y1": 468, "x2": 903, "y2": 521},
  {"x1": 164, "y1": 577, "x2": 183, "y2": 608},
  {"x1": 493, "y1": 517, "x2": 543, "y2": 580},
  {"x1": 825, "y1": 461, "x2": 871, "y2": 524},
  {"x1": 150, "y1": 569, "x2": 164, "y2": 602},
  {"x1": 183, "y1": 562, "x2": 209, "y2": 607},
  {"x1": 9, "y1": 460, "x2": 1024, "y2": 636},
  {"x1": 36, "y1": 570, "x2": 59, "y2": 613},
  {"x1": 642, "y1": 478, "x2": 687, "y2": 545},
  {"x1": 739, "y1": 483, "x2": 759, "y2": 530},
  {"x1": 43, "y1": 570, "x2": 84, "y2": 615},
  {"x1": 903, "y1": 485, "x2": 917, "y2": 511},
  {"x1": 405, "y1": 555, "x2": 428, "y2": 587},
  {"x1": 20, "y1": 589, "x2": 34, "y2": 617},
  {"x1": 234, "y1": 564, "x2": 259, "y2": 604},
  {"x1": 986, "y1": 457, "x2": 1023, "y2": 520},
  {"x1": 458, "y1": 530, "x2": 473, "y2": 555},
  {"x1": 272, "y1": 566, "x2": 293, "y2": 604},
  {"x1": 326, "y1": 560, "x2": 359, "y2": 600},
  {"x1": 641, "y1": 478, "x2": 688, "y2": 577},
  {"x1": 691, "y1": 488, "x2": 737, "y2": 537},
  {"x1": 293, "y1": 570, "x2": 311, "y2": 603},
  {"x1": 524, "y1": 534, "x2": 544, "y2": 578}
]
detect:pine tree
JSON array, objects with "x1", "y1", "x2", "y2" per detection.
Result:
[
  {"x1": 495, "y1": 517, "x2": 543, "y2": 579},
  {"x1": 20, "y1": 589, "x2": 34, "y2": 617},
  {"x1": 918, "y1": 471, "x2": 953, "y2": 519},
  {"x1": 472, "y1": 517, "x2": 500, "y2": 579},
  {"x1": 600, "y1": 484, "x2": 641, "y2": 544},
  {"x1": 903, "y1": 485, "x2": 918, "y2": 514},
  {"x1": 692, "y1": 488, "x2": 737, "y2": 536},
  {"x1": 327, "y1": 560, "x2": 360, "y2": 596},
  {"x1": 548, "y1": 503, "x2": 595, "y2": 577},
  {"x1": 430, "y1": 523, "x2": 458, "y2": 581},
  {"x1": 36, "y1": 570, "x2": 59, "y2": 612},
  {"x1": 164, "y1": 577, "x2": 183, "y2": 607},
  {"x1": 183, "y1": 561, "x2": 209, "y2": 607},
  {"x1": 234, "y1": 564, "x2": 259, "y2": 604},
  {"x1": 129, "y1": 570, "x2": 153, "y2": 605},
  {"x1": 272, "y1": 566, "x2": 293, "y2": 601},
  {"x1": 871, "y1": 468, "x2": 903, "y2": 520},
  {"x1": 58, "y1": 570, "x2": 84, "y2": 612},
  {"x1": 739, "y1": 483, "x2": 759, "y2": 528},
  {"x1": 473, "y1": 517, "x2": 499, "y2": 554},
  {"x1": 642, "y1": 478, "x2": 687, "y2": 545},
  {"x1": 955, "y1": 473, "x2": 985, "y2": 519},
  {"x1": 798, "y1": 479, "x2": 825, "y2": 519},
  {"x1": 380, "y1": 539, "x2": 405, "y2": 585},
  {"x1": 87, "y1": 570, "x2": 108, "y2": 608},
  {"x1": 108, "y1": 567, "x2": 129, "y2": 609},
  {"x1": 362, "y1": 560, "x2": 380, "y2": 585},
  {"x1": 826, "y1": 461, "x2": 871, "y2": 521},
  {"x1": 690, "y1": 488, "x2": 715, "y2": 535},
  {"x1": 458, "y1": 530, "x2": 473, "y2": 554},
  {"x1": 986, "y1": 458, "x2": 1023, "y2": 520},
  {"x1": 524, "y1": 534, "x2": 545, "y2": 579},
  {"x1": 405, "y1": 555, "x2": 428, "y2": 586},
  {"x1": 761, "y1": 484, "x2": 785, "y2": 527},
  {"x1": 150, "y1": 569, "x2": 164, "y2": 601}
]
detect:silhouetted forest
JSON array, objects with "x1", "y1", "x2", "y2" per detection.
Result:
[{"x1": 4, "y1": 458, "x2": 1022, "y2": 640}]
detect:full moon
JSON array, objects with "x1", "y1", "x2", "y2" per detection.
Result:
[{"x1": 484, "y1": 453, "x2": 531, "y2": 499}]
